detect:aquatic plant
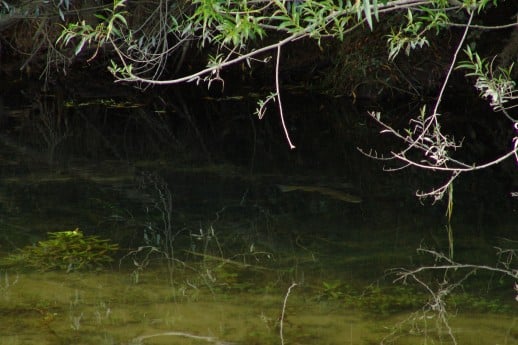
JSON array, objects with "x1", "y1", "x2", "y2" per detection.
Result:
[
  {"x1": 137, "y1": 173, "x2": 181, "y2": 285},
  {"x1": 447, "y1": 293, "x2": 513, "y2": 314},
  {"x1": 2, "y1": 229, "x2": 118, "y2": 272},
  {"x1": 313, "y1": 281, "x2": 426, "y2": 314},
  {"x1": 349, "y1": 285, "x2": 425, "y2": 315},
  {"x1": 69, "y1": 312, "x2": 83, "y2": 331},
  {"x1": 0, "y1": 270, "x2": 18, "y2": 300},
  {"x1": 317, "y1": 280, "x2": 345, "y2": 301},
  {"x1": 120, "y1": 245, "x2": 165, "y2": 284}
]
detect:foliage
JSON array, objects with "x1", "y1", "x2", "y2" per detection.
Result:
[
  {"x1": 44, "y1": 0, "x2": 518, "y2": 199},
  {"x1": 57, "y1": 0, "x2": 128, "y2": 58},
  {"x1": 55, "y1": 0, "x2": 517, "y2": 157},
  {"x1": 57, "y1": 0, "x2": 505, "y2": 81},
  {"x1": 457, "y1": 46, "x2": 517, "y2": 121},
  {"x1": 2, "y1": 229, "x2": 118, "y2": 272}
]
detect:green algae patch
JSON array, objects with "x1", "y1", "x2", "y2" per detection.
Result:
[{"x1": 1, "y1": 229, "x2": 118, "y2": 272}]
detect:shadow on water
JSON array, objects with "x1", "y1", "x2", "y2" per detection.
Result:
[{"x1": 0, "y1": 88, "x2": 516, "y2": 344}]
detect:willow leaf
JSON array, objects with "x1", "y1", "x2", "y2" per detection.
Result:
[{"x1": 363, "y1": 0, "x2": 373, "y2": 30}]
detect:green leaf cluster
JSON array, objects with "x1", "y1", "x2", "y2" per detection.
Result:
[
  {"x1": 458, "y1": 46, "x2": 516, "y2": 111},
  {"x1": 190, "y1": 0, "x2": 266, "y2": 47},
  {"x1": 57, "y1": 0, "x2": 128, "y2": 56},
  {"x1": 2, "y1": 229, "x2": 118, "y2": 272},
  {"x1": 188, "y1": 0, "x2": 376, "y2": 47},
  {"x1": 386, "y1": 1, "x2": 451, "y2": 61}
]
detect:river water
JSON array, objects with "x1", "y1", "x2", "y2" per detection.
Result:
[{"x1": 0, "y1": 88, "x2": 516, "y2": 344}]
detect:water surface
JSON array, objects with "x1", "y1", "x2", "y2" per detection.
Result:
[{"x1": 0, "y1": 93, "x2": 516, "y2": 344}]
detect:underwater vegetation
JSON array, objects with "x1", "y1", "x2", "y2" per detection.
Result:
[
  {"x1": 314, "y1": 280, "x2": 515, "y2": 315},
  {"x1": 0, "y1": 229, "x2": 118, "y2": 272}
]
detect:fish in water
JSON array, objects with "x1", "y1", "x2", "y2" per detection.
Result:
[{"x1": 277, "y1": 185, "x2": 362, "y2": 203}]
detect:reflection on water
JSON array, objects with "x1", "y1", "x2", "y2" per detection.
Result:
[
  {"x1": 0, "y1": 93, "x2": 516, "y2": 344},
  {"x1": 0, "y1": 264, "x2": 516, "y2": 345},
  {"x1": 0, "y1": 166, "x2": 516, "y2": 345}
]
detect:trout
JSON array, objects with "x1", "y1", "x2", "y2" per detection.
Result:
[{"x1": 277, "y1": 184, "x2": 362, "y2": 203}]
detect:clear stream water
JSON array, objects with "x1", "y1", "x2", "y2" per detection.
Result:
[{"x1": 0, "y1": 93, "x2": 516, "y2": 344}]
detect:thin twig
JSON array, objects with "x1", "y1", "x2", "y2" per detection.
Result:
[
  {"x1": 275, "y1": 45, "x2": 296, "y2": 149},
  {"x1": 432, "y1": 11, "x2": 474, "y2": 116},
  {"x1": 130, "y1": 331, "x2": 236, "y2": 344},
  {"x1": 280, "y1": 282, "x2": 297, "y2": 345}
]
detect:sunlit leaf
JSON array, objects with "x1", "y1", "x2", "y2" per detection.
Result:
[
  {"x1": 75, "y1": 37, "x2": 86, "y2": 55},
  {"x1": 363, "y1": 0, "x2": 373, "y2": 30}
]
